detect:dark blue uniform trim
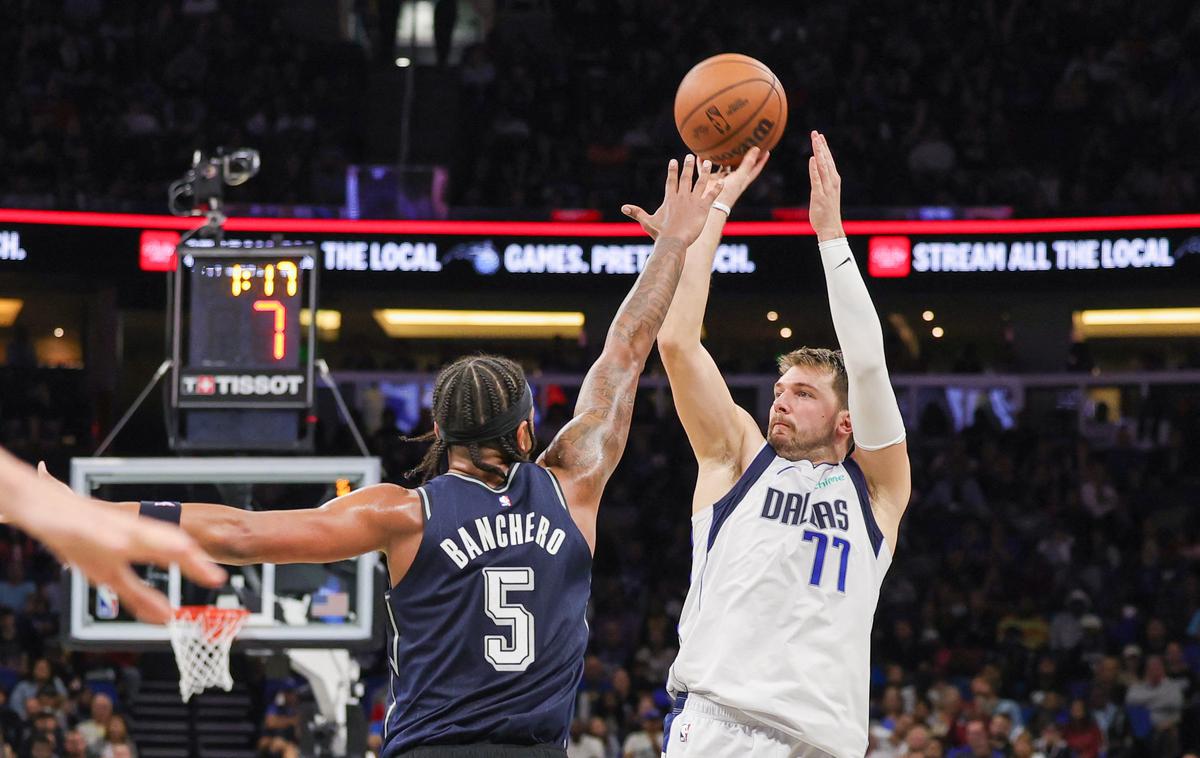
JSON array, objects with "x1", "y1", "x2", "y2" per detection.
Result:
[
  {"x1": 706, "y1": 443, "x2": 776, "y2": 552},
  {"x1": 843, "y1": 456, "x2": 884, "y2": 556},
  {"x1": 380, "y1": 463, "x2": 590, "y2": 756},
  {"x1": 662, "y1": 694, "x2": 688, "y2": 751}
]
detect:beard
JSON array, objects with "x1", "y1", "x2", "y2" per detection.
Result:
[{"x1": 768, "y1": 416, "x2": 839, "y2": 462}]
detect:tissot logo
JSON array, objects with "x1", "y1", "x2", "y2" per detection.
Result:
[
  {"x1": 868, "y1": 236, "x2": 912, "y2": 277},
  {"x1": 181, "y1": 374, "x2": 304, "y2": 397}
]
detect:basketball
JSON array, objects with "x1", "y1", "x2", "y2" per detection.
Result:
[{"x1": 674, "y1": 53, "x2": 788, "y2": 167}]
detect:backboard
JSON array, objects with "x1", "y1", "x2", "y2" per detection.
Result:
[{"x1": 65, "y1": 456, "x2": 383, "y2": 650}]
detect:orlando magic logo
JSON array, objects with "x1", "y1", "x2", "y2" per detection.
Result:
[
  {"x1": 1174, "y1": 236, "x2": 1200, "y2": 263},
  {"x1": 443, "y1": 241, "x2": 502, "y2": 275}
]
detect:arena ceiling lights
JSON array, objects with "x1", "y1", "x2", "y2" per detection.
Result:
[
  {"x1": 1073, "y1": 308, "x2": 1200, "y2": 338},
  {"x1": 372, "y1": 309, "x2": 585, "y2": 339},
  {"x1": 0, "y1": 298, "x2": 22, "y2": 327}
]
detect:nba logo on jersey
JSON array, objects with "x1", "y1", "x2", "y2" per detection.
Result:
[
  {"x1": 96, "y1": 585, "x2": 119, "y2": 620},
  {"x1": 498, "y1": 495, "x2": 513, "y2": 508},
  {"x1": 679, "y1": 722, "x2": 691, "y2": 743}
]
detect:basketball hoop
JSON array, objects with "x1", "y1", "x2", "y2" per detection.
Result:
[{"x1": 167, "y1": 606, "x2": 250, "y2": 702}]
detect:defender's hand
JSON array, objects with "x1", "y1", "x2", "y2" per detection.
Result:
[
  {"x1": 622, "y1": 155, "x2": 724, "y2": 245},
  {"x1": 622, "y1": 148, "x2": 767, "y2": 240}
]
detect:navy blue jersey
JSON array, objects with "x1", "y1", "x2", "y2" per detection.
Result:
[{"x1": 381, "y1": 462, "x2": 591, "y2": 755}]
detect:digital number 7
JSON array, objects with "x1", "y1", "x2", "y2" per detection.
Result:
[{"x1": 252, "y1": 300, "x2": 286, "y2": 360}]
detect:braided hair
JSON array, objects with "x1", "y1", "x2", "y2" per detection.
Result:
[{"x1": 404, "y1": 354, "x2": 535, "y2": 483}]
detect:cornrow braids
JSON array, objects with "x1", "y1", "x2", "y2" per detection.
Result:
[{"x1": 402, "y1": 354, "x2": 534, "y2": 483}]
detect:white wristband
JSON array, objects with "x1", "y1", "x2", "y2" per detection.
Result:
[{"x1": 711, "y1": 201, "x2": 731, "y2": 216}]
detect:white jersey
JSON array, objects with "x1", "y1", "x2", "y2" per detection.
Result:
[{"x1": 667, "y1": 444, "x2": 893, "y2": 758}]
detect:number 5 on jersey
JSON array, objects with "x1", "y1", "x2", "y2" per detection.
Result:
[{"x1": 483, "y1": 567, "x2": 536, "y2": 672}]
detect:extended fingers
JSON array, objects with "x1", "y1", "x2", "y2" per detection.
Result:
[
  {"x1": 664, "y1": 158, "x2": 679, "y2": 195},
  {"x1": 733, "y1": 147, "x2": 762, "y2": 179},
  {"x1": 816, "y1": 132, "x2": 839, "y2": 185},
  {"x1": 679, "y1": 154, "x2": 696, "y2": 193},
  {"x1": 746, "y1": 150, "x2": 770, "y2": 183},
  {"x1": 808, "y1": 155, "x2": 823, "y2": 192},
  {"x1": 129, "y1": 523, "x2": 226, "y2": 587},
  {"x1": 700, "y1": 160, "x2": 724, "y2": 199},
  {"x1": 105, "y1": 564, "x2": 173, "y2": 624}
]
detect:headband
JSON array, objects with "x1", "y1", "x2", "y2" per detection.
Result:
[{"x1": 439, "y1": 383, "x2": 533, "y2": 444}]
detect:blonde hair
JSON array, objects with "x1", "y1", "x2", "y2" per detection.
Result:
[{"x1": 777, "y1": 347, "x2": 848, "y2": 410}]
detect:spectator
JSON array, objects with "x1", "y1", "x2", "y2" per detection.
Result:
[
  {"x1": 76, "y1": 692, "x2": 113, "y2": 751},
  {"x1": 567, "y1": 718, "x2": 604, "y2": 758},
  {"x1": 1060, "y1": 698, "x2": 1102, "y2": 758},
  {"x1": 258, "y1": 682, "x2": 302, "y2": 758},
  {"x1": 9, "y1": 659, "x2": 65, "y2": 720},
  {"x1": 907, "y1": 724, "x2": 935, "y2": 756},
  {"x1": 1010, "y1": 730, "x2": 1039, "y2": 758},
  {"x1": 94, "y1": 714, "x2": 136, "y2": 758},
  {"x1": 621, "y1": 708, "x2": 662, "y2": 758},
  {"x1": 25, "y1": 734, "x2": 53, "y2": 758},
  {"x1": 1125, "y1": 655, "x2": 1184, "y2": 756},
  {"x1": 0, "y1": 610, "x2": 22, "y2": 670},
  {"x1": 987, "y1": 713, "x2": 1014, "y2": 755},
  {"x1": 1035, "y1": 723, "x2": 1070, "y2": 758},
  {"x1": 0, "y1": 563, "x2": 34, "y2": 616},
  {"x1": 1164, "y1": 640, "x2": 1197, "y2": 696},
  {"x1": 62, "y1": 729, "x2": 88, "y2": 758},
  {"x1": 948, "y1": 718, "x2": 1001, "y2": 758}
]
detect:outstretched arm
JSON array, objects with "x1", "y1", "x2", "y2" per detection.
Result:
[
  {"x1": 808, "y1": 131, "x2": 911, "y2": 543},
  {"x1": 33, "y1": 464, "x2": 421, "y2": 570},
  {"x1": 116, "y1": 484, "x2": 423, "y2": 566},
  {"x1": 540, "y1": 155, "x2": 723, "y2": 540},
  {"x1": 0, "y1": 452, "x2": 225, "y2": 624},
  {"x1": 626, "y1": 148, "x2": 769, "y2": 479}
]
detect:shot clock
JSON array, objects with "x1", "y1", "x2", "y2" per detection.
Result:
[{"x1": 172, "y1": 248, "x2": 317, "y2": 410}]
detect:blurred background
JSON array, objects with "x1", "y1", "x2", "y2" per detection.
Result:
[{"x1": 1, "y1": 1, "x2": 1199, "y2": 757}]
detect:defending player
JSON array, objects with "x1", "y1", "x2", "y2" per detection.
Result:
[
  {"x1": 42, "y1": 156, "x2": 724, "y2": 756},
  {"x1": 623, "y1": 134, "x2": 911, "y2": 757}
]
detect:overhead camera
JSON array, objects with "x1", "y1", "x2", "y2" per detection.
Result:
[{"x1": 168, "y1": 147, "x2": 261, "y2": 217}]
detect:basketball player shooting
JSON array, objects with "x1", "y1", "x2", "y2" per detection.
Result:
[
  {"x1": 40, "y1": 156, "x2": 725, "y2": 757},
  {"x1": 625, "y1": 133, "x2": 911, "y2": 757}
]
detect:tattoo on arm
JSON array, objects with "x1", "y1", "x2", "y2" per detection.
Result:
[
  {"x1": 606, "y1": 237, "x2": 687, "y2": 353},
  {"x1": 541, "y1": 237, "x2": 689, "y2": 493}
]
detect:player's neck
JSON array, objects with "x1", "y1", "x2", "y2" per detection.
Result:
[
  {"x1": 775, "y1": 443, "x2": 846, "y2": 466},
  {"x1": 446, "y1": 448, "x2": 513, "y2": 487}
]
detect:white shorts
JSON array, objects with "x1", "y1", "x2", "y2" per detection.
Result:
[{"x1": 662, "y1": 694, "x2": 833, "y2": 758}]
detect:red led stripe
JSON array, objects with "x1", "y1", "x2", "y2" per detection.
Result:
[{"x1": 0, "y1": 208, "x2": 1198, "y2": 236}]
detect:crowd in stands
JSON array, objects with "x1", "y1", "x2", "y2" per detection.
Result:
[
  {"x1": 4, "y1": 1, "x2": 1200, "y2": 216},
  {"x1": 0, "y1": 1, "x2": 365, "y2": 213},
  {"x1": 364, "y1": 369, "x2": 1200, "y2": 758},
  {"x1": 452, "y1": 0, "x2": 1200, "y2": 215},
  {"x1": 4, "y1": 337, "x2": 1200, "y2": 757}
]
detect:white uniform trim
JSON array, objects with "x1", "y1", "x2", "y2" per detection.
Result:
[
  {"x1": 444, "y1": 462, "x2": 522, "y2": 492},
  {"x1": 667, "y1": 445, "x2": 891, "y2": 757}
]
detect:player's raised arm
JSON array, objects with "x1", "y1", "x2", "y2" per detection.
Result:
[
  {"x1": 808, "y1": 131, "x2": 911, "y2": 541},
  {"x1": 540, "y1": 155, "x2": 723, "y2": 533},
  {"x1": 625, "y1": 148, "x2": 769, "y2": 478}
]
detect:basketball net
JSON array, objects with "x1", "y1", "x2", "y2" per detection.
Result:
[{"x1": 167, "y1": 606, "x2": 250, "y2": 702}]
